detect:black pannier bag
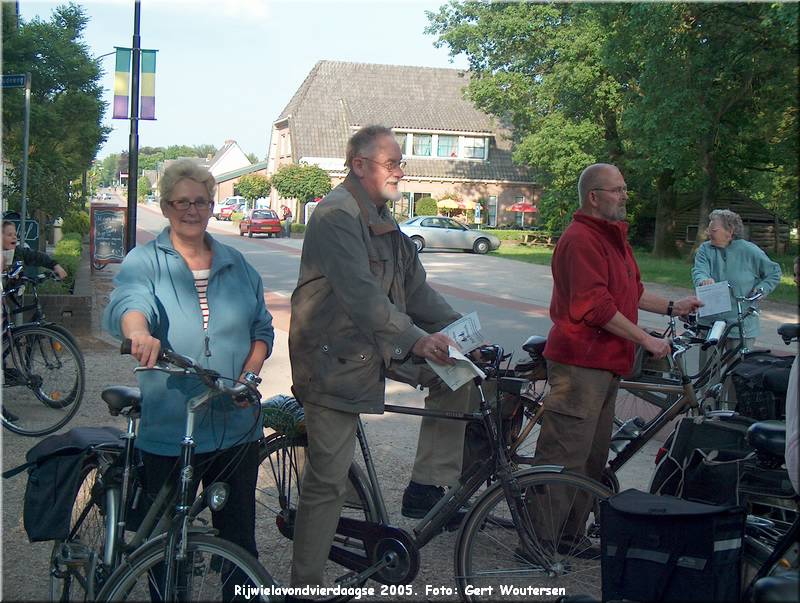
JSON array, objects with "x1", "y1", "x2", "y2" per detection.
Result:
[
  {"x1": 730, "y1": 352, "x2": 793, "y2": 421},
  {"x1": 601, "y1": 489, "x2": 745, "y2": 602},
  {"x1": 649, "y1": 414, "x2": 756, "y2": 499},
  {"x1": 5, "y1": 427, "x2": 124, "y2": 542}
]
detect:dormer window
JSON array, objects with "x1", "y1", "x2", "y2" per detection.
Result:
[
  {"x1": 437, "y1": 135, "x2": 459, "y2": 158},
  {"x1": 462, "y1": 137, "x2": 486, "y2": 159},
  {"x1": 412, "y1": 134, "x2": 432, "y2": 157},
  {"x1": 395, "y1": 130, "x2": 489, "y2": 161}
]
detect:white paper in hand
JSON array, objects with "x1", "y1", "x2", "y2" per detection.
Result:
[
  {"x1": 426, "y1": 346, "x2": 486, "y2": 391},
  {"x1": 440, "y1": 312, "x2": 483, "y2": 353},
  {"x1": 696, "y1": 281, "x2": 732, "y2": 317}
]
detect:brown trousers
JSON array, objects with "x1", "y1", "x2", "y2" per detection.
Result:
[
  {"x1": 290, "y1": 377, "x2": 480, "y2": 587},
  {"x1": 530, "y1": 360, "x2": 619, "y2": 542}
]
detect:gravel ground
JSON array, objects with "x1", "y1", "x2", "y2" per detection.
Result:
[{"x1": 1, "y1": 257, "x2": 658, "y2": 602}]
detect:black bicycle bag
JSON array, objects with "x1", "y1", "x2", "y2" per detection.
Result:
[
  {"x1": 601, "y1": 489, "x2": 745, "y2": 602},
  {"x1": 649, "y1": 414, "x2": 756, "y2": 499},
  {"x1": 730, "y1": 352, "x2": 794, "y2": 421},
  {"x1": 5, "y1": 426, "x2": 123, "y2": 542}
]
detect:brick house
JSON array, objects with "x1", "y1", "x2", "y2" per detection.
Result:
[{"x1": 266, "y1": 60, "x2": 539, "y2": 226}]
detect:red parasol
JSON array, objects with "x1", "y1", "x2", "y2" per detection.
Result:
[{"x1": 508, "y1": 202, "x2": 538, "y2": 213}]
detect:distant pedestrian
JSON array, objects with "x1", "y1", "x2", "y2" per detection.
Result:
[
  {"x1": 281, "y1": 204, "x2": 293, "y2": 238},
  {"x1": 692, "y1": 208, "x2": 782, "y2": 348}
]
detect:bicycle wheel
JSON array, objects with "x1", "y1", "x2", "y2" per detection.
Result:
[
  {"x1": 49, "y1": 459, "x2": 108, "y2": 602},
  {"x1": 3, "y1": 325, "x2": 85, "y2": 436},
  {"x1": 96, "y1": 533, "x2": 275, "y2": 601},
  {"x1": 455, "y1": 469, "x2": 612, "y2": 602},
  {"x1": 255, "y1": 432, "x2": 377, "y2": 587}
]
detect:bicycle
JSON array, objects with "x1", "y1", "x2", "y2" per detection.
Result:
[
  {"x1": 257, "y1": 345, "x2": 612, "y2": 601},
  {"x1": 615, "y1": 288, "x2": 767, "y2": 425},
  {"x1": 2, "y1": 261, "x2": 85, "y2": 437},
  {"x1": 45, "y1": 340, "x2": 275, "y2": 601}
]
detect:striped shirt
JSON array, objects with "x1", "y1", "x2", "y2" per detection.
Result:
[{"x1": 193, "y1": 269, "x2": 210, "y2": 330}]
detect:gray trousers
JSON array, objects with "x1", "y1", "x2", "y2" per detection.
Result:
[
  {"x1": 530, "y1": 360, "x2": 619, "y2": 542},
  {"x1": 290, "y1": 375, "x2": 479, "y2": 587}
]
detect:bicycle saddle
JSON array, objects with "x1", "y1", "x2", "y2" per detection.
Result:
[
  {"x1": 522, "y1": 335, "x2": 547, "y2": 355},
  {"x1": 777, "y1": 323, "x2": 799, "y2": 344},
  {"x1": 102, "y1": 386, "x2": 142, "y2": 416},
  {"x1": 746, "y1": 420, "x2": 786, "y2": 459}
]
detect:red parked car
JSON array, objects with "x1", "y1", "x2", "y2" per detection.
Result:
[
  {"x1": 219, "y1": 201, "x2": 245, "y2": 221},
  {"x1": 238, "y1": 208, "x2": 282, "y2": 238}
]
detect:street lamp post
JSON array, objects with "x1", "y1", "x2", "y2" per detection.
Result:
[{"x1": 126, "y1": 0, "x2": 141, "y2": 252}]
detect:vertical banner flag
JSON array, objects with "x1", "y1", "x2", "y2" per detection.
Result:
[
  {"x1": 140, "y1": 50, "x2": 157, "y2": 120},
  {"x1": 113, "y1": 48, "x2": 131, "y2": 119}
]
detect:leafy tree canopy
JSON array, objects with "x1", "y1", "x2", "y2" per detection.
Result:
[
  {"x1": 271, "y1": 163, "x2": 331, "y2": 204},
  {"x1": 236, "y1": 173, "x2": 271, "y2": 201},
  {"x1": 2, "y1": 2, "x2": 109, "y2": 218},
  {"x1": 426, "y1": 1, "x2": 798, "y2": 253}
]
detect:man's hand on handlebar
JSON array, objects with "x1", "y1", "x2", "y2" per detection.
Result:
[
  {"x1": 673, "y1": 296, "x2": 703, "y2": 317},
  {"x1": 127, "y1": 331, "x2": 162, "y2": 368},
  {"x1": 642, "y1": 333, "x2": 671, "y2": 359},
  {"x1": 412, "y1": 333, "x2": 458, "y2": 366}
]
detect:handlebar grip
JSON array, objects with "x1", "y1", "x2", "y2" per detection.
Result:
[{"x1": 121, "y1": 339, "x2": 133, "y2": 355}]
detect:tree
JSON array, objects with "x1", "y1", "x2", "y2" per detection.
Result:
[
  {"x1": 2, "y1": 3, "x2": 109, "y2": 218},
  {"x1": 236, "y1": 173, "x2": 271, "y2": 205},
  {"x1": 245, "y1": 152, "x2": 259, "y2": 164},
  {"x1": 136, "y1": 175, "x2": 151, "y2": 202},
  {"x1": 271, "y1": 163, "x2": 332, "y2": 206},
  {"x1": 426, "y1": 2, "x2": 798, "y2": 255},
  {"x1": 415, "y1": 196, "x2": 438, "y2": 216}
]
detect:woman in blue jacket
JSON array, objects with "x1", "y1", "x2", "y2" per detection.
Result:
[
  {"x1": 103, "y1": 159, "x2": 274, "y2": 565},
  {"x1": 692, "y1": 209, "x2": 782, "y2": 349}
]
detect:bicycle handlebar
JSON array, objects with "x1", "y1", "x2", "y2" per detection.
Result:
[{"x1": 120, "y1": 338, "x2": 261, "y2": 402}]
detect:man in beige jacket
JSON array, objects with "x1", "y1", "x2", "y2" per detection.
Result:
[{"x1": 289, "y1": 125, "x2": 479, "y2": 587}]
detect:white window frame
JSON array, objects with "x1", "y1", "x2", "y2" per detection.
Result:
[{"x1": 461, "y1": 136, "x2": 487, "y2": 160}]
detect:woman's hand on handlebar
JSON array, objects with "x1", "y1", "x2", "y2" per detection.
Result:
[{"x1": 127, "y1": 330, "x2": 162, "y2": 368}]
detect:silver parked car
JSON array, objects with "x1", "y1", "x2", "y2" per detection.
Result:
[{"x1": 399, "y1": 216, "x2": 501, "y2": 254}]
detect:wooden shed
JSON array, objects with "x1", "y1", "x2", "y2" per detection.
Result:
[{"x1": 673, "y1": 191, "x2": 790, "y2": 254}]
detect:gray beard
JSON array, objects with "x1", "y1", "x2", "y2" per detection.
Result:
[{"x1": 382, "y1": 186, "x2": 402, "y2": 202}]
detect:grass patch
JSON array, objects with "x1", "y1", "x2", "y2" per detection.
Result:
[{"x1": 491, "y1": 243, "x2": 799, "y2": 305}]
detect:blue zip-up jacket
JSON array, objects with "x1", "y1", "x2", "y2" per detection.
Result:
[
  {"x1": 102, "y1": 228, "x2": 274, "y2": 455},
  {"x1": 692, "y1": 239, "x2": 782, "y2": 339}
]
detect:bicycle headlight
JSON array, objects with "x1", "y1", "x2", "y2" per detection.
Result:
[{"x1": 205, "y1": 482, "x2": 229, "y2": 512}]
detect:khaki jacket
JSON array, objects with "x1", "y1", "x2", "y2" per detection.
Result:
[{"x1": 289, "y1": 174, "x2": 459, "y2": 413}]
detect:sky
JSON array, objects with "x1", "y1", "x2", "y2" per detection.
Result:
[{"x1": 19, "y1": 0, "x2": 471, "y2": 160}]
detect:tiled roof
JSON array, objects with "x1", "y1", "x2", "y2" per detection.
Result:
[{"x1": 277, "y1": 61, "x2": 536, "y2": 183}]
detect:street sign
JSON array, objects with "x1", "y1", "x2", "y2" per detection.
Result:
[{"x1": 2, "y1": 74, "x2": 26, "y2": 88}]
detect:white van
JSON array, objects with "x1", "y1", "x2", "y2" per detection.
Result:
[{"x1": 212, "y1": 196, "x2": 245, "y2": 220}]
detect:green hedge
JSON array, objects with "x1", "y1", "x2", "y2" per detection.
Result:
[
  {"x1": 230, "y1": 212, "x2": 245, "y2": 224},
  {"x1": 480, "y1": 228, "x2": 559, "y2": 242},
  {"x1": 62, "y1": 211, "x2": 90, "y2": 237},
  {"x1": 289, "y1": 222, "x2": 306, "y2": 234},
  {"x1": 36, "y1": 235, "x2": 82, "y2": 293}
]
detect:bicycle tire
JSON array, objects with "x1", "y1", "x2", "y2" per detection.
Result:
[
  {"x1": 255, "y1": 432, "x2": 377, "y2": 588},
  {"x1": 2, "y1": 325, "x2": 85, "y2": 436},
  {"x1": 96, "y1": 533, "x2": 276, "y2": 601},
  {"x1": 454, "y1": 469, "x2": 612, "y2": 602},
  {"x1": 49, "y1": 458, "x2": 109, "y2": 602}
]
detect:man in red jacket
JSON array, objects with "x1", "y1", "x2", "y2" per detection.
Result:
[{"x1": 529, "y1": 163, "x2": 702, "y2": 554}]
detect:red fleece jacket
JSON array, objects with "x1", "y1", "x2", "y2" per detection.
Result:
[{"x1": 544, "y1": 212, "x2": 644, "y2": 375}]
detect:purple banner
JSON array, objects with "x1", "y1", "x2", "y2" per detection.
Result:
[
  {"x1": 113, "y1": 95, "x2": 128, "y2": 119},
  {"x1": 140, "y1": 96, "x2": 155, "y2": 120}
]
